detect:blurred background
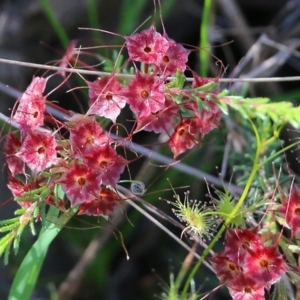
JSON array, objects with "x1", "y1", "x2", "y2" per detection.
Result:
[{"x1": 0, "y1": 0, "x2": 300, "y2": 299}]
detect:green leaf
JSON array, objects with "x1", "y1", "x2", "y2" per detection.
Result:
[
  {"x1": 38, "y1": 0, "x2": 69, "y2": 47},
  {"x1": 4, "y1": 241, "x2": 12, "y2": 265},
  {"x1": 0, "y1": 217, "x2": 20, "y2": 226},
  {"x1": 0, "y1": 232, "x2": 14, "y2": 258},
  {"x1": 8, "y1": 206, "x2": 74, "y2": 300},
  {"x1": 218, "y1": 95, "x2": 300, "y2": 128},
  {"x1": 14, "y1": 208, "x2": 27, "y2": 216},
  {"x1": 0, "y1": 223, "x2": 19, "y2": 233},
  {"x1": 194, "y1": 81, "x2": 219, "y2": 93}
]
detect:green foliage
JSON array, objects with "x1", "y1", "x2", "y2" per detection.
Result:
[
  {"x1": 8, "y1": 206, "x2": 74, "y2": 300},
  {"x1": 213, "y1": 189, "x2": 246, "y2": 227},
  {"x1": 39, "y1": 0, "x2": 69, "y2": 47},
  {"x1": 199, "y1": 0, "x2": 213, "y2": 76},
  {"x1": 217, "y1": 93, "x2": 300, "y2": 128},
  {"x1": 159, "y1": 273, "x2": 200, "y2": 300}
]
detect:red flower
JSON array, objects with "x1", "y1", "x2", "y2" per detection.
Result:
[
  {"x1": 85, "y1": 145, "x2": 128, "y2": 186},
  {"x1": 69, "y1": 117, "x2": 109, "y2": 158},
  {"x1": 210, "y1": 254, "x2": 241, "y2": 283},
  {"x1": 168, "y1": 117, "x2": 200, "y2": 157},
  {"x1": 60, "y1": 162, "x2": 102, "y2": 206},
  {"x1": 244, "y1": 246, "x2": 287, "y2": 289},
  {"x1": 125, "y1": 26, "x2": 169, "y2": 64},
  {"x1": 227, "y1": 273, "x2": 265, "y2": 300},
  {"x1": 78, "y1": 187, "x2": 122, "y2": 217},
  {"x1": 16, "y1": 130, "x2": 57, "y2": 173},
  {"x1": 4, "y1": 132, "x2": 25, "y2": 176},
  {"x1": 123, "y1": 72, "x2": 165, "y2": 118},
  {"x1": 280, "y1": 186, "x2": 300, "y2": 240},
  {"x1": 223, "y1": 228, "x2": 263, "y2": 266},
  {"x1": 134, "y1": 98, "x2": 179, "y2": 134},
  {"x1": 87, "y1": 75, "x2": 126, "y2": 123},
  {"x1": 13, "y1": 77, "x2": 47, "y2": 133},
  {"x1": 155, "y1": 35, "x2": 190, "y2": 76}
]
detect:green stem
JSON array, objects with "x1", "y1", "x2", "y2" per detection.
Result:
[
  {"x1": 39, "y1": 0, "x2": 69, "y2": 48},
  {"x1": 200, "y1": 0, "x2": 213, "y2": 76},
  {"x1": 180, "y1": 120, "x2": 262, "y2": 299},
  {"x1": 87, "y1": 0, "x2": 100, "y2": 29},
  {"x1": 258, "y1": 140, "x2": 300, "y2": 168}
]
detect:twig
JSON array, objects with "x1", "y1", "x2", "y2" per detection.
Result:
[{"x1": 2, "y1": 57, "x2": 300, "y2": 82}]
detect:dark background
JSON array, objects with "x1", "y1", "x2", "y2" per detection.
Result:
[{"x1": 0, "y1": 0, "x2": 300, "y2": 299}]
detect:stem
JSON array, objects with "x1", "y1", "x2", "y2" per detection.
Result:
[
  {"x1": 200, "y1": 0, "x2": 213, "y2": 76},
  {"x1": 38, "y1": 0, "x2": 69, "y2": 48},
  {"x1": 180, "y1": 120, "x2": 262, "y2": 299},
  {"x1": 2, "y1": 57, "x2": 300, "y2": 83},
  {"x1": 87, "y1": 0, "x2": 100, "y2": 30},
  {"x1": 258, "y1": 140, "x2": 300, "y2": 168}
]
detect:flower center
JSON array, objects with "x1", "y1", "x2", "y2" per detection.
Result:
[
  {"x1": 162, "y1": 55, "x2": 170, "y2": 63},
  {"x1": 228, "y1": 262, "x2": 237, "y2": 271},
  {"x1": 260, "y1": 259, "x2": 268, "y2": 268},
  {"x1": 100, "y1": 161, "x2": 108, "y2": 168},
  {"x1": 86, "y1": 136, "x2": 95, "y2": 144},
  {"x1": 178, "y1": 127, "x2": 186, "y2": 136},
  {"x1": 141, "y1": 91, "x2": 149, "y2": 99},
  {"x1": 106, "y1": 93, "x2": 113, "y2": 101},
  {"x1": 144, "y1": 46, "x2": 151, "y2": 53},
  {"x1": 37, "y1": 147, "x2": 45, "y2": 154},
  {"x1": 78, "y1": 177, "x2": 86, "y2": 186}
]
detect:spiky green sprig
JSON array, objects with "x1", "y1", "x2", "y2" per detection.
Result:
[
  {"x1": 158, "y1": 271, "x2": 200, "y2": 300},
  {"x1": 171, "y1": 191, "x2": 219, "y2": 242}
]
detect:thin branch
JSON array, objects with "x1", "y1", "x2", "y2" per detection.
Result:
[
  {"x1": 2, "y1": 57, "x2": 300, "y2": 82},
  {"x1": 126, "y1": 199, "x2": 203, "y2": 259}
]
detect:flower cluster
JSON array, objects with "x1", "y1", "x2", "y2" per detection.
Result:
[
  {"x1": 4, "y1": 26, "x2": 220, "y2": 216},
  {"x1": 210, "y1": 228, "x2": 287, "y2": 300},
  {"x1": 4, "y1": 25, "x2": 221, "y2": 219},
  {"x1": 5, "y1": 76, "x2": 125, "y2": 217}
]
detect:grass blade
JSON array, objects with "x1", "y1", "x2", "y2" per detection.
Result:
[{"x1": 8, "y1": 206, "x2": 73, "y2": 300}]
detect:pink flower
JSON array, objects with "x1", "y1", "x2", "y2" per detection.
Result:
[
  {"x1": 87, "y1": 75, "x2": 126, "y2": 123},
  {"x1": 69, "y1": 118, "x2": 110, "y2": 158},
  {"x1": 155, "y1": 35, "x2": 190, "y2": 76},
  {"x1": 125, "y1": 26, "x2": 169, "y2": 64},
  {"x1": 13, "y1": 77, "x2": 47, "y2": 133},
  {"x1": 123, "y1": 72, "x2": 165, "y2": 118},
  {"x1": 16, "y1": 130, "x2": 57, "y2": 173},
  {"x1": 168, "y1": 117, "x2": 200, "y2": 157},
  {"x1": 280, "y1": 186, "x2": 300, "y2": 239},
  {"x1": 59, "y1": 40, "x2": 77, "y2": 78},
  {"x1": 85, "y1": 145, "x2": 127, "y2": 186},
  {"x1": 134, "y1": 98, "x2": 179, "y2": 134},
  {"x1": 60, "y1": 162, "x2": 102, "y2": 206},
  {"x1": 7, "y1": 175, "x2": 40, "y2": 208},
  {"x1": 4, "y1": 132, "x2": 25, "y2": 175},
  {"x1": 77, "y1": 187, "x2": 122, "y2": 217}
]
